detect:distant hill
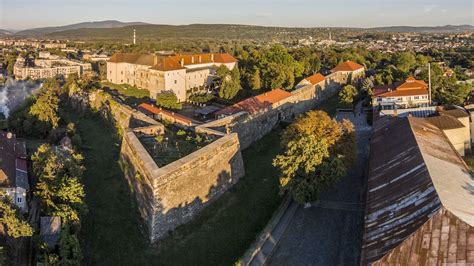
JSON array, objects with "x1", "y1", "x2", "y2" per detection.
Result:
[
  {"x1": 14, "y1": 20, "x2": 149, "y2": 36},
  {"x1": 368, "y1": 24, "x2": 474, "y2": 33},
  {"x1": 0, "y1": 29, "x2": 13, "y2": 37}
]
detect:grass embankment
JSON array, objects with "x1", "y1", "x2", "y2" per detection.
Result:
[
  {"x1": 101, "y1": 81, "x2": 150, "y2": 98},
  {"x1": 73, "y1": 111, "x2": 284, "y2": 265}
]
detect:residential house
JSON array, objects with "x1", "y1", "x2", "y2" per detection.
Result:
[
  {"x1": 106, "y1": 53, "x2": 237, "y2": 102},
  {"x1": 372, "y1": 77, "x2": 430, "y2": 109},
  {"x1": 0, "y1": 131, "x2": 28, "y2": 212},
  {"x1": 361, "y1": 116, "x2": 474, "y2": 265}
]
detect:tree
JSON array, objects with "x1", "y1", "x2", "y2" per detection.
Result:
[
  {"x1": 58, "y1": 225, "x2": 83, "y2": 265},
  {"x1": 273, "y1": 111, "x2": 356, "y2": 203},
  {"x1": 32, "y1": 144, "x2": 86, "y2": 223},
  {"x1": 155, "y1": 91, "x2": 182, "y2": 110},
  {"x1": 0, "y1": 193, "x2": 33, "y2": 238},
  {"x1": 339, "y1": 85, "x2": 358, "y2": 106},
  {"x1": 218, "y1": 66, "x2": 242, "y2": 100},
  {"x1": 436, "y1": 82, "x2": 471, "y2": 105},
  {"x1": 250, "y1": 68, "x2": 261, "y2": 90},
  {"x1": 29, "y1": 88, "x2": 60, "y2": 129},
  {"x1": 259, "y1": 45, "x2": 303, "y2": 90},
  {"x1": 392, "y1": 51, "x2": 416, "y2": 73}
]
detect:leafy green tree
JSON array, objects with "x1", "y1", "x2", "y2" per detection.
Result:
[
  {"x1": 58, "y1": 225, "x2": 83, "y2": 265},
  {"x1": 218, "y1": 66, "x2": 242, "y2": 100},
  {"x1": 0, "y1": 192, "x2": 33, "y2": 238},
  {"x1": 250, "y1": 68, "x2": 262, "y2": 90},
  {"x1": 339, "y1": 85, "x2": 358, "y2": 106},
  {"x1": 259, "y1": 45, "x2": 303, "y2": 90},
  {"x1": 273, "y1": 111, "x2": 356, "y2": 203},
  {"x1": 32, "y1": 144, "x2": 86, "y2": 223},
  {"x1": 29, "y1": 88, "x2": 60, "y2": 129},
  {"x1": 155, "y1": 91, "x2": 182, "y2": 110},
  {"x1": 392, "y1": 51, "x2": 416, "y2": 73},
  {"x1": 436, "y1": 82, "x2": 471, "y2": 105}
]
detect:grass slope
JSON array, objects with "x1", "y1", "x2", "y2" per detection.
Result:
[{"x1": 74, "y1": 111, "x2": 283, "y2": 265}]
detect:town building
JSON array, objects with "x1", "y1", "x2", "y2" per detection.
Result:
[
  {"x1": 83, "y1": 53, "x2": 110, "y2": 62},
  {"x1": 14, "y1": 56, "x2": 92, "y2": 80},
  {"x1": 361, "y1": 115, "x2": 474, "y2": 265},
  {"x1": 329, "y1": 60, "x2": 365, "y2": 84},
  {"x1": 0, "y1": 131, "x2": 28, "y2": 212},
  {"x1": 106, "y1": 53, "x2": 237, "y2": 102},
  {"x1": 372, "y1": 77, "x2": 430, "y2": 109}
]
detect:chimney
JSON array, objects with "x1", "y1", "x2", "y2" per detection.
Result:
[
  {"x1": 154, "y1": 55, "x2": 158, "y2": 65},
  {"x1": 180, "y1": 58, "x2": 184, "y2": 67},
  {"x1": 211, "y1": 54, "x2": 214, "y2": 61},
  {"x1": 191, "y1": 56, "x2": 194, "y2": 64},
  {"x1": 199, "y1": 55, "x2": 202, "y2": 63}
]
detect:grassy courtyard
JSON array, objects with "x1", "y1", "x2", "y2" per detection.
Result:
[
  {"x1": 139, "y1": 127, "x2": 214, "y2": 167},
  {"x1": 101, "y1": 81, "x2": 150, "y2": 99},
  {"x1": 74, "y1": 112, "x2": 284, "y2": 265}
]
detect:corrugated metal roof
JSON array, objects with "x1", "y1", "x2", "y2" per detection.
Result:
[
  {"x1": 361, "y1": 116, "x2": 474, "y2": 265},
  {"x1": 373, "y1": 208, "x2": 474, "y2": 265},
  {"x1": 361, "y1": 116, "x2": 441, "y2": 264}
]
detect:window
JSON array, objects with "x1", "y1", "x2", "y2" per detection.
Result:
[
  {"x1": 174, "y1": 80, "x2": 177, "y2": 84},
  {"x1": 397, "y1": 97, "x2": 402, "y2": 101},
  {"x1": 17, "y1": 197, "x2": 22, "y2": 203},
  {"x1": 121, "y1": 71, "x2": 123, "y2": 74},
  {"x1": 414, "y1": 96, "x2": 420, "y2": 100}
]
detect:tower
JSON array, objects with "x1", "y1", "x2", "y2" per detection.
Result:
[
  {"x1": 133, "y1": 29, "x2": 136, "y2": 45},
  {"x1": 329, "y1": 30, "x2": 332, "y2": 41}
]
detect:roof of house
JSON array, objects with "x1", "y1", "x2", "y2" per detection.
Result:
[
  {"x1": 330, "y1": 60, "x2": 364, "y2": 72},
  {"x1": 138, "y1": 103, "x2": 193, "y2": 125},
  {"x1": 215, "y1": 89, "x2": 293, "y2": 117},
  {"x1": 361, "y1": 116, "x2": 474, "y2": 265},
  {"x1": 373, "y1": 77, "x2": 428, "y2": 98},
  {"x1": 439, "y1": 108, "x2": 470, "y2": 118},
  {"x1": 109, "y1": 52, "x2": 237, "y2": 72},
  {"x1": 0, "y1": 131, "x2": 27, "y2": 188},
  {"x1": 425, "y1": 115, "x2": 466, "y2": 130},
  {"x1": 40, "y1": 216, "x2": 61, "y2": 247},
  {"x1": 304, "y1": 73, "x2": 326, "y2": 85}
]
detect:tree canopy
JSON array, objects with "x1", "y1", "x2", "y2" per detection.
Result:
[
  {"x1": 339, "y1": 85, "x2": 358, "y2": 106},
  {"x1": 32, "y1": 144, "x2": 86, "y2": 223},
  {"x1": 155, "y1": 91, "x2": 182, "y2": 110},
  {"x1": 273, "y1": 111, "x2": 356, "y2": 203},
  {"x1": 0, "y1": 192, "x2": 33, "y2": 239}
]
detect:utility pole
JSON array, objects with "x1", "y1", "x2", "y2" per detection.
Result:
[{"x1": 428, "y1": 63, "x2": 432, "y2": 105}]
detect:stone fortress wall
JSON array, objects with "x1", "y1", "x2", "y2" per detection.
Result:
[
  {"x1": 82, "y1": 63, "x2": 363, "y2": 243},
  {"x1": 80, "y1": 90, "x2": 245, "y2": 242},
  {"x1": 198, "y1": 71, "x2": 354, "y2": 149}
]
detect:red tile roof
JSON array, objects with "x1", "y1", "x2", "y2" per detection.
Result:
[
  {"x1": 215, "y1": 89, "x2": 292, "y2": 116},
  {"x1": 109, "y1": 53, "x2": 237, "y2": 72},
  {"x1": 330, "y1": 60, "x2": 364, "y2": 72},
  {"x1": 138, "y1": 103, "x2": 193, "y2": 125},
  {"x1": 304, "y1": 73, "x2": 326, "y2": 85},
  {"x1": 373, "y1": 77, "x2": 428, "y2": 98}
]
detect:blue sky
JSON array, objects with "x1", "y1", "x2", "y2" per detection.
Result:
[{"x1": 1, "y1": 0, "x2": 473, "y2": 30}]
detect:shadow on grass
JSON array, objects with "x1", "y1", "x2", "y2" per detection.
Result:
[{"x1": 72, "y1": 109, "x2": 284, "y2": 265}]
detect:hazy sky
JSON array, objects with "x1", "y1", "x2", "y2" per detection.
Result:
[{"x1": 1, "y1": 0, "x2": 473, "y2": 30}]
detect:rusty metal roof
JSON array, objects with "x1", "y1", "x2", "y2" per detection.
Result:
[
  {"x1": 372, "y1": 208, "x2": 474, "y2": 265},
  {"x1": 361, "y1": 116, "x2": 474, "y2": 265}
]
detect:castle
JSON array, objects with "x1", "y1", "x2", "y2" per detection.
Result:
[{"x1": 106, "y1": 53, "x2": 237, "y2": 102}]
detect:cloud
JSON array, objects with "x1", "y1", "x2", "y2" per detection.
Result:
[{"x1": 423, "y1": 5, "x2": 437, "y2": 13}]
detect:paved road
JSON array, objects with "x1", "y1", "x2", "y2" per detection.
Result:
[{"x1": 266, "y1": 104, "x2": 371, "y2": 266}]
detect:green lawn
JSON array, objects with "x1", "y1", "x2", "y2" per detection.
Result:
[
  {"x1": 74, "y1": 111, "x2": 284, "y2": 265},
  {"x1": 101, "y1": 81, "x2": 150, "y2": 98},
  {"x1": 314, "y1": 92, "x2": 348, "y2": 116}
]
